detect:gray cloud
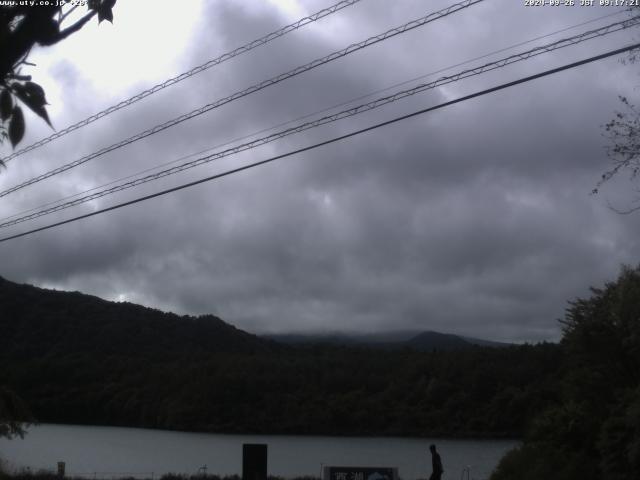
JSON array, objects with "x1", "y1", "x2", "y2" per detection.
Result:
[{"x1": 1, "y1": 0, "x2": 639, "y2": 343}]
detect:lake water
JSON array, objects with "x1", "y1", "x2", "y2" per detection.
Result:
[{"x1": 0, "y1": 425, "x2": 517, "y2": 480}]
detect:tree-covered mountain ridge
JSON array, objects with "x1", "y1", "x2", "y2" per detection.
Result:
[
  {"x1": 0, "y1": 275, "x2": 509, "y2": 352},
  {"x1": 0, "y1": 274, "x2": 560, "y2": 438},
  {"x1": 264, "y1": 330, "x2": 512, "y2": 350},
  {"x1": 0, "y1": 275, "x2": 274, "y2": 357}
]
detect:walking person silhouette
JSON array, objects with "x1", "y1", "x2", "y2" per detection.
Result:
[{"x1": 429, "y1": 444, "x2": 443, "y2": 480}]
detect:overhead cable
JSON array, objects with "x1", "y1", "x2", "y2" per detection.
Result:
[
  {"x1": 1, "y1": 15, "x2": 638, "y2": 229},
  {"x1": 0, "y1": 0, "x2": 366, "y2": 164},
  {"x1": 0, "y1": 0, "x2": 484, "y2": 198},
  {"x1": 2, "y1": 42, "x2": 637, "y2": 244},
  {"x1": 1, "y1": 9, "x2": 626, "y2": 226}
]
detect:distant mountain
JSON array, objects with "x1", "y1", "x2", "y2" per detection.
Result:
[
  {"x1": 0, "y1": 275, "x2": 274, "y2": 358},
  {"x1": 264, "y1": 330, "x2": 511, "y2": 351},
  {"x1": 0, "y1": 275, "x2": 557, "y2": 438},
  {"x1": 405, "y1": 331, "x2": 474, "y2": 351},
  {"x1": 460, "y1": 335, "x2": 512, "y2": 348},
  {"x1": 0, "y1": 275, "x2": 508, "y2": 357},
  {"x1": 264, "y1": 330, "x2": 420, "y2": 345}
]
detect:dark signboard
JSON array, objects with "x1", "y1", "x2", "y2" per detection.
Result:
[
  {"x1": 323, "y1": 466, "x2": 397, "y2": 480},
  {"x1": 242, "y1": 444, "x2": 267, "y2": 480}
]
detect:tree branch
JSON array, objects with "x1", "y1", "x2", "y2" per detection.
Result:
[
  {"x1": 607, "y1": 199, "x2": 640, "y2": 215},
  {"x1": 54, "y1": 9, "x2": 97, "y2": 43},
  {"x1": 6, "y1": 74, "x2": 32, "y2": 81},
  {"x1": 59, "y1": 5, "x2": 79, "y2": 26}
]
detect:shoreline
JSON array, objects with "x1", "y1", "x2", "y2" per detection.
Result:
[
  {"x1": 1, "y1": 425, "x2": 517, "y2": 480},
  {"x1": 17, "y1": 422, "x2": 521, "y2": 442}
]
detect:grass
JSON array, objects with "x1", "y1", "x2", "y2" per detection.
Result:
[{"x1": 0, "y1": 472, "x2": 321, "y2": 480}]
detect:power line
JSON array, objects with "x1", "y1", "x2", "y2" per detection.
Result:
[
  {"x1": 1, "y1": 42, "x2": 637, "y2": 244},
  {"x1": 1, "y1": 10, "x2": 624, "y2": 226},
  {"x1": 0, "y1": 0, "x2": 366, "y2": 164},
  {"x1": 3, "y1": 15, "x2": 636, "y2": 227},
  {"x1": 2, "y1": 15, "x2": 637, "y2": 229},
  {"x1": 0, "y1": 0, "x2": 484, "y2": 198},
  {"x1": 1, "y1": 8, "x2": 625, "y2": 226}
]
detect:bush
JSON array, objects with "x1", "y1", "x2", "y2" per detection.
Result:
[
  {"x1": 490, "y1": 265, "x2": 640, "y2": 480},
  {"x1": 491, "y1": 443, "x2": 597, "y2": 480}
]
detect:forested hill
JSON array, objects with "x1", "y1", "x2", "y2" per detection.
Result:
[
  {"x1": 0, "y1": 275, "x2": 274, "y2": 358},
  {"x1": 265, "y1": 330, "x2": 510, "y2": 350},
  {"x1": 0, "y1": 275, "x2": 562, "y2": 438},
  {"x1": 0, "y1": 275, "x2": 505, "y2": 356}
]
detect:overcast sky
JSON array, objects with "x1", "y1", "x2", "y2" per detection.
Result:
[{"x1": 1, "y1": 0, "x2": 639, "y2": 342}]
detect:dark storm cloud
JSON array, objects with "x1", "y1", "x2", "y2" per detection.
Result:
[{"x1": 1, "y1": 0, "x2": 639, "y2": 342}]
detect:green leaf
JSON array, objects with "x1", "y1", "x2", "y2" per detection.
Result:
[
  {"x1": 0, "y1": 22, "x2": 9, "y2": 50},
  {"x1": 98, "y1": 6, "x2": 114, "y2": 23},
  {"x1": 0, "y1": 89, "x2": 13, "y2": 122},
  {"x1": 97, "y1": 0, "x2": 116, "y2": 23},
  {"x1": 24, "y1": 82, "x2": 47, "y2": 105},
  {"x1": 8, "y1": 106, "x2": 25, "y2": 148},
  {"x1": 13, "y1": 82, "x2": 52, "y2": 127}
]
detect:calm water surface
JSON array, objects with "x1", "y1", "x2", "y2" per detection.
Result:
[{"x1": 0, "y1": 425, "x2": 517, "y2": 480}]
